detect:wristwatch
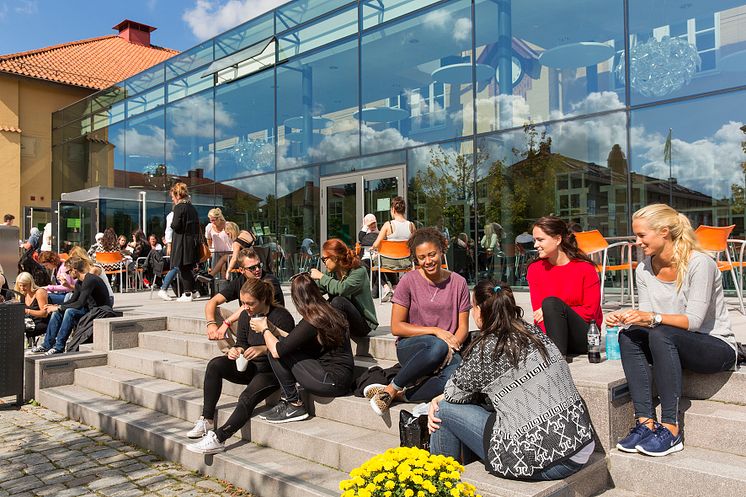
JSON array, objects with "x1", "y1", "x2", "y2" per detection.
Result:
[{"x1": 650, "y1": 313, "x2": 663, "y2": 328}]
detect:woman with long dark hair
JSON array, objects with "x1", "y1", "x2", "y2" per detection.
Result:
[
  {"x1": 186, "y1": 278, "x2": 295, "y2": 454},
  {"x1": 367, "y1": 227, "x2": 471, "y2": 416},
  {"x1": 310, "y1": 238, "x2": 378, "y2": 337},
  {"x1": 169, "y1": 182, "x2": 201, "y2": 302},
  {"x1": 527, "y1": 216, "x2": 602, "y2": 356},
  {"x1": 428, "y1": 281, "x2": 595, "y2": 480},
  {"x1": 607, "y1": 204, "x2": 737, "y2": 456},
  {"x1": 253, "y1": 273, "x2": 353, "y2": 423}
]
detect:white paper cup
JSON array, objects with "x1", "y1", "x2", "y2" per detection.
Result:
[{"x1": 235, "y1": 354, "x2": 248, "y2": 372}]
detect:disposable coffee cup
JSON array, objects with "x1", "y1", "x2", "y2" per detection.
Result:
[{"x1": 235, "y1": 354, "x2": 248, "y2": 372}]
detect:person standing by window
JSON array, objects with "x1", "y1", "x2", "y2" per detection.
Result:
[{"x1": 170, "y1": 182, "x2": 201, "y2": 302}]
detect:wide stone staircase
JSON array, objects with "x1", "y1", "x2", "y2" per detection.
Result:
[{"x1": 25, "y1": 314, "x2": 746, "y2": 497}]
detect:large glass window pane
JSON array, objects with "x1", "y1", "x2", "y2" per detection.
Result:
[
  {"x1": 127, "y1": 86, "x2": 165, "y2": 118},
  {"x1": 219, "y1": 174, "x2": 277, "y2": 244},
  {"x1": 630, "y1": 90, "x2": 746, "y2": 233},
  {"x1": 167, "y1": 70, "x2": 213, "y2": 103},
  {"x1": 475, "y1": 0, "x2": 625, "y2": 132},
  {"x1": 166, "y1": 90, "x2": 215, "y2": 182},
  {"x1": 215, "y1": 69, "x2": 275, "y2": 180},
  {"x1": 215, "y1": 12, "x2": 274, "y2": 60},
  {"x1": 166, "y1": 41, "x2": 214, "y2": 80},
  {"x1": 361, "y1": 0, "x2": 474, "y2": 155},
  {"x1": 121, "y1": 108, "x2": 166, "y2": 191},
  {"x1": 276, "y1": 167, "x2": 320, "y2": 280},
  {"x1": 476, "y1": 111, "x2": 629, "y2": 284},
  {"x1": 277, "y1": 0, "x2": 353, "y2": 32},
  {"x1": 125, "y1": 63, "x2": 165, "y2": 96},
  {"x1": 277, "y1": 38, "x2": 359, "y2": 168},
  {"x1": 362, "y1": 0, "x2": 442, "y2": 30},
  {"x1": 628, "y1": 1, "x2": 746, "y2": 105},
  {"x1": 88, "y1": 120, "x2": 126, "y2": 189},
  {"x1": 278, "y1": 6, "x2": 357, "y2": 60}
]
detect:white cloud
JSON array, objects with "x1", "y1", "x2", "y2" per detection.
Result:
[
  {"x1": 168, "y1": 95, "x2": 234, "y2": 139},
  {"x1": 114, "y1": 125, "x2": 176, "y2": 162},
  {"x1": 182, "y1": 0, "x2": 286, "y2": 41},
  {"x1": 453, "y1": 18, "x2": 471, "y2": 42},
  {"x1": 423, "y1": 10, "x2": 449, "y2": 30},
  {"x1": 14, "y1": 0, "x2": 37, "y2": 15}
]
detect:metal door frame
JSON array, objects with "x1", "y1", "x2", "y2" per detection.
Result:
[
  {"x1": 52, "y1": 200, "x2": 98, "y2": 252},
  {"x1": 320, "y1": 164, "x2": 406, "y2": 243}
]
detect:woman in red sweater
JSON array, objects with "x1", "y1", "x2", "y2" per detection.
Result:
[{"x1": 526, "y1": 216, "x2": 602, "y2": 356}]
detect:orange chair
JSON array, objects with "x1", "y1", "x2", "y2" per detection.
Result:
[
  {"x1": 695, "y1": 225, "x2": 744, "y2": 314},
  {"x1": 95, "y1": 251, "x2": 127, "y2": 293},
  {"x1": 575, "y1": 230, "x2": 635, "y2": 307},
  {"x1": 370, "y1": 240, "x2": 414, "y2": 301}
]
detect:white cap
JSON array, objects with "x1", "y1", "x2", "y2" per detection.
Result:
[{"x1": 95, "y1": 232, "x2": 104, "y2": 241}]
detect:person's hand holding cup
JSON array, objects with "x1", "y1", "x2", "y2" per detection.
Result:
[{"x1": 250, "y1": 315, "x2": 268, "y2": 334}]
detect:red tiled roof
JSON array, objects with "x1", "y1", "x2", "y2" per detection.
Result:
[
  {"x1": 0, "y1": 125, "x2": 22, "y2": 133},
  {"x1": 0, "y1": 35, "x2": 178, "y2": 90}
]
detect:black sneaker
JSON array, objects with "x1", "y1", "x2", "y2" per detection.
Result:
[{"x1": 263, "y1": 400, "x2": 309, "y2": 424}]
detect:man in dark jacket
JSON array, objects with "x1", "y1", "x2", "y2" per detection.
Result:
[
  {"x1": 32, "y1": 256, "x2": 109, "y2": 355},
  {"x1": 204, "y1": 248, "x2": 284, "y2": 352}
]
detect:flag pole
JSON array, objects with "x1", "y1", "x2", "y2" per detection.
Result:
[{"x1": 664, "y1": 128, "x2": 673, "y2": 205}]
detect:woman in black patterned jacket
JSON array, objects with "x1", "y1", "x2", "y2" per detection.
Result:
[{"x1": 428, "y1": 280, "x2": 595, "y2": 481}]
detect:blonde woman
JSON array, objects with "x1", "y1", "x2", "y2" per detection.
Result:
[
  {"x1": 203, "y1": 221, "x2": 256, "y2": 281},
  {"x1": 607, "y1": 204, "x2": 737, "y2": 457},
  {"x1": 15, "y1": 272, "x2": 49, "y2": 347},
  {"x1": 205, "y1": 208, "x2": 232, "y2": 253}
]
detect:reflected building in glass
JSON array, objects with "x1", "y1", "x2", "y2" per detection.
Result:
[{"x1": 53, "y1": 0, "x2": 746, "y2": 283}]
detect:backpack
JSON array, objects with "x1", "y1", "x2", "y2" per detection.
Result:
[{"x1": 18, "y1": 248, "x2": 52, "y2": 287}]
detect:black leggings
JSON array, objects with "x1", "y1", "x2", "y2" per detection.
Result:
[
  {"x1": 330, "y1": 295, "x2": 370, "y2": 337},
  {"x1": 179, "y1": 264, "x2": 195, "y2": 293},
  {"x1": 267, "y1": 350, "x2": 352, "y2": 403},
  {"x1": 619, "y1": 325, "x2": 735, "y2": 425},
  {"x1": 202, "y1": 355, "x2": 279, "y2": 443},
  {"x1": 541, "y1": 297, "x2": 589, "y2": 355}
]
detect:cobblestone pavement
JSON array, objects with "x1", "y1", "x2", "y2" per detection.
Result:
[{"x1": 0, "y1": 401, "x2": 254, "y2": 497}]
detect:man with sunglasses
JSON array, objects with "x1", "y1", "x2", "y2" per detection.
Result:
[{"x1": 204, "y1": 248, "x2": 284, "y2": 352}]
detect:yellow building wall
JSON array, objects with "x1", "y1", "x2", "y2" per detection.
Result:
[{"x1": 0, "y1": 73, "x2": 91, "y2": 232}]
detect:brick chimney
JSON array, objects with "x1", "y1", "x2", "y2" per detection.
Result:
[{"x1": 113, "y1": 20, "x2": 156, "y2": 47}]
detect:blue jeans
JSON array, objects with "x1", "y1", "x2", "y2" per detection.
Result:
[
  {"x1": 430, "y1": 401, "x2": 488, "y2": 464},
  {"x1": 430, "y1": 401, "x2": 584, "y2": 481},
  {"x1": 43, "y1": 307, "x2": 87, "y2": 352},
  {"x1": 393, "y1": 335, "x2": 462, "y2": 402},
  {"x1": 162, "y1": 267, "x2": 179, "y2": 290},
  {"x1": 47, "y1": 293, "x2": 67, "y2": 305}
]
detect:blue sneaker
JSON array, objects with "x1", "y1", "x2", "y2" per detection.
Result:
[
  {"x1": 616, "y1": 421, "x2": 655, "y2": 453},
  {"x1": 636, "y1": 424, "x2": 683, "y2": 457}
]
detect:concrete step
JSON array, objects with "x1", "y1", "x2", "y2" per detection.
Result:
[
  {"x1": 37, "y1": 384, "x2": 345, "y2": 497},
  {"x1": 69, "y1": 366, "x2": 607, "y2": 497},
  {"x1": 107, "y1": 346, "x2": 396, "y2": 402},
  {"x1": 609, "y1": 445, "x2": 746, "y2": 497},
  {"x1": 678, "y1": 399, "x2": 746, "y2": 457},
  {"x1": 683, "y1": 366, "x2": 746, "y2": 405}
]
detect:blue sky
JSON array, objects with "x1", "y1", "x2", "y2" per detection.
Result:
[{"x1": 0, "y1": 0, "x2": 288, "y2": 54}]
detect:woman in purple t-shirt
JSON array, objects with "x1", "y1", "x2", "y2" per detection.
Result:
[{"x1": 367, "y1": 228, "x2": 471, "y2": 416}]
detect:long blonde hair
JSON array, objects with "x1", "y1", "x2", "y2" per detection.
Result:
[
  {"x1": 225, "y1": 221, "x2": 240, "y2": 240},
  {"x1": 632, "y1": 203, "x2": 700, "y2": 290},
  {"x1": 14, "y1": 272, "x2": 38, "y2": 295}
]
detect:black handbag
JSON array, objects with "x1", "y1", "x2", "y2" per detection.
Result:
[{"x1": 399, "y1": 410, "x2": 430, "y2": 450}]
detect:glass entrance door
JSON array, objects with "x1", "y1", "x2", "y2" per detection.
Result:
[
  {"x1": 320, "y1": 165, "x2": 406, "y2": 245},
  {"x1": 53, "y1": 201, "x2": 97, "y2": 253}
]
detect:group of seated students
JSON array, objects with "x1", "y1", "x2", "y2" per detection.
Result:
[
  {"x1": 24, "y1": 249, "x2": 115, "y2": 355},
  {"x1": 180, "y1": 203, "x2": 739, "y2": 477}
]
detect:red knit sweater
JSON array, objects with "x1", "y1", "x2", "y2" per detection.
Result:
[{"x1": 527, "y1": 259, "x2": 603, "y2": 332}]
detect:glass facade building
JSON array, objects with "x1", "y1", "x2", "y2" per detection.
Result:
[{"x1": 53, "y1": 0, "x2": 746, "y2": 283}]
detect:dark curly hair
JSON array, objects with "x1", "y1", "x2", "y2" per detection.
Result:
[
  {"x1": 391, "y1": 196, "x2": 406, "y2": 215},
  {"x1": 407, "y1": 227, "x2": 448, "y2": 262}
]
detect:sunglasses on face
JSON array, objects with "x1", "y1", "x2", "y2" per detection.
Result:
[{"x1": 242, "y1": 263, "x2": 262, "y2": 272}]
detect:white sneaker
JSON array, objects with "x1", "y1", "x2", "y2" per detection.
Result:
[
  {"x1": 176, "y1": 293, "x2": 193, "y2": 302},
  {"x1": 158, "y1": 289, "x2": 172, "y2": 301},
  {"x1": 193, "y1": 291, "x2": 201, "y2": 299},
  {"x1": 186, "y1": 417, "x2": 214, "y2": 439},
  {"x1": 44, "y1": 348, "x2": 60, "y2": 356},
  {"x1": 30, "y1": 345, "x2": 47, "y2": 354},
  {"x1": 186, "y1": 430, "x2": 224, "y2": 454}
]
